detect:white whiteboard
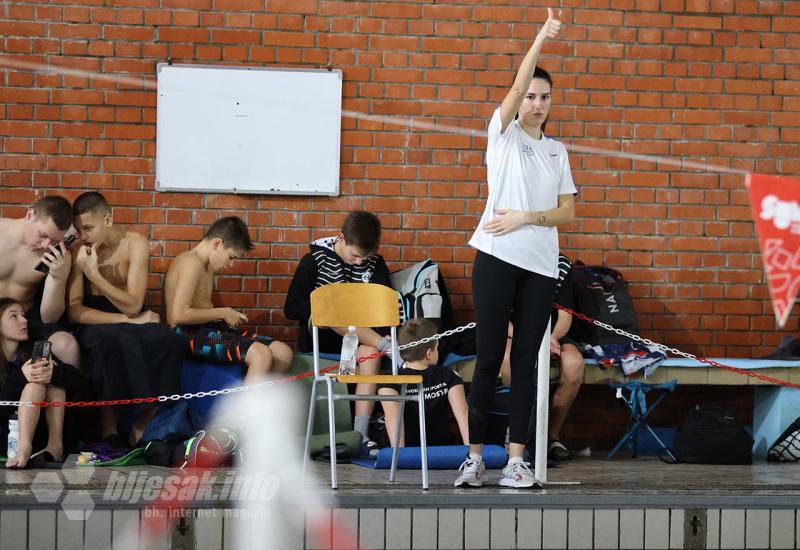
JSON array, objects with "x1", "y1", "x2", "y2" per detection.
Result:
[{"x1": 156, "y1": 63, "x2": 342, "y2": 196}]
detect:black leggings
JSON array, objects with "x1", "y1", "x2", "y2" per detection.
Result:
[{"x1": 469, "y1": 250, "x2": 556, "y2": 445}]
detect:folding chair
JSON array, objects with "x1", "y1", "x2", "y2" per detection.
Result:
[
  {"x1": 606, "y1": 379, "x2": 678, "y2": 460},
  {"x1": 302, "y1": 283, "x2": 429, "y2": 489}
]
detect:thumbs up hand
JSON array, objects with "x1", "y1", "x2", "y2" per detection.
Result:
[{"x1": 536, "y1": 7, "x2": 563, "y2": 42}]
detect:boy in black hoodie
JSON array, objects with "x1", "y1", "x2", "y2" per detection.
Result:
[{"x1": 284, "y1": 211, "x2": 393, "y2": 457}]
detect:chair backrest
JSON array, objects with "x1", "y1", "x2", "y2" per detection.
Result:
[
  {"x1": 310, "y1": 283, "x2": 400, "y2": 375},
  {"x1": 311, "y1": 283, "x2": 399, "y2": 328}
]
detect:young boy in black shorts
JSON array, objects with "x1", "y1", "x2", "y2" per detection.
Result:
[{"x1": 164, "y1": 217, "x2": 292, "y2": 383}]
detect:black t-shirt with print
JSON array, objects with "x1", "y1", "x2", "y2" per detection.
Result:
[{"x1": 379, "y1": 365, "x2": 463, "y2": 446}]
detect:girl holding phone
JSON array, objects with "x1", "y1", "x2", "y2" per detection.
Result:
[{"x1": 0, "y1": 297, "x2": 83, "y2": 468}]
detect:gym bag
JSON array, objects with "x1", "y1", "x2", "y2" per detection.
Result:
[
  {"x1": 673, "y1": 405, "x2": 753, "y2": 464},
  {"x1": 570, "y1": 263, "x2": 638, "y2": 345}
]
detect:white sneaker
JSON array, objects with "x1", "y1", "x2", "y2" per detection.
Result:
[
  {"x1": 454, "y1": 457, "x2": 488, "y2": 488},
  {"x1": 499, "y1": 460, "x2": 542, "y2": 488}
]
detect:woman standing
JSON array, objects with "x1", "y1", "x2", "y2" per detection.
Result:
[
  {"x1": 455, "y1": 8, "x2": 576, "y2": 488},
  {"x1": 0, "y1": 298, "x2": 83, "y2": 468}
]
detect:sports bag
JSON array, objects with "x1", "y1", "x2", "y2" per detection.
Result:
[
  {"x1": 570, "y1": 263, "x2": 638, "y2": 345},
  {"x1": 673, "y1": 405, "x2": 753, "y2": 464}
]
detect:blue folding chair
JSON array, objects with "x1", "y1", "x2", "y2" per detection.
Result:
[{"x1": 606, "y1": 379, "x2": 678, "y2": 460}]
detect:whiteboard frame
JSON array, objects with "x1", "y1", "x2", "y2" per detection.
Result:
[{"x1": 155, "y1": 63, "x2": 343, "y2": 196}]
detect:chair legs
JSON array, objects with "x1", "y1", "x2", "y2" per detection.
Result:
[
  {"x1": 417, "y1": 382, "x2": 429, "y2": 490},
  {"x1": 303, "y1": 376, "x2": 340, "y2": 489},
  {"x1": 606, "y1": 415, "x2": 642, "y2": 460},
  {"x1": 302, "y1": 378, "x2": 320, "y2": 479},
  {"x1": 304, "y1": 378, "x2": 428, "y2": 490},
  {"x1": 389, "y1": 384, "x2": 406, "y2": 482},
  {"x1": 606, "y1": 386, "x2": 675, "y2": 460},
  {"x1": 323, "y1": 376, "x2": 338, "y2": 489}
]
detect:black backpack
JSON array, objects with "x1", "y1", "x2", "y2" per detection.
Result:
[
  {"x1": 570, "y1": 263, "x2": 638, "y2": 345},
  {"x1": 673, "y1": 405, "x2": 753, "y2": 464}
]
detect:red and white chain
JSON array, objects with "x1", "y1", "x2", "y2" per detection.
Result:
[{"x1": 4, "y1": 313, "x2": 798, "y2": 408}]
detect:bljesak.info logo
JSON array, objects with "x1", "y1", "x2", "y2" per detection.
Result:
[{"x1": 31, "y1": 466, "x2": 279, "y2": 520}]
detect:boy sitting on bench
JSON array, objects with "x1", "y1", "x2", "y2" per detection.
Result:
[
  {"x1": 67, "y1": 191, "x2": 185, "y2": 448},
  {"x1": 164, "y1": 216, "x2": 292, "y2": 383}
]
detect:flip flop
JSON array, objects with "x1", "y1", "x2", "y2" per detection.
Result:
[{"x1": 27, "y1": 451, "x2": 64, "y2": 470}]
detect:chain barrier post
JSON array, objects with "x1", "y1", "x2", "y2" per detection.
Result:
[{"x1": 534, "y1": 319, "x2": 551, "y2": 483}]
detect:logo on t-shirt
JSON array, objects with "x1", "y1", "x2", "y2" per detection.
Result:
[
  {"x1": 549, "y1": 153, "x2": 558, "y2": 157},
  {"x1": 522, "y1": 145, "x2": 536, "y2": 157}
]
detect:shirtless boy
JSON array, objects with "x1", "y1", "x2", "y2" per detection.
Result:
[
  {"x1": 67, "y1": 191, "x2": 184, "y2": 447},
  {"x1": 0, "y1": 196, "x2": 80, "y2": 367},
  {"x1": 164, "y1": 216, "x2": 292, "y2": 382}
]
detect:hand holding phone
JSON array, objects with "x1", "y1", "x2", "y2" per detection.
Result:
[
  {"x1": 35, "y1": 234, "x2": 77, "y2": 274},
  {"x1": 32, "y1": 340, "x2": 52, "y2": 363}
]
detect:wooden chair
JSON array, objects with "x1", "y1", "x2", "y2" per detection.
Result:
[{"x1": 302, "y1": 283, "x2": 429, "y2": 489}]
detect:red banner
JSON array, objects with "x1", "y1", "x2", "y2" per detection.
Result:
[{"x1": 747, "y1": 173, "x2": 800, "y2": 328}]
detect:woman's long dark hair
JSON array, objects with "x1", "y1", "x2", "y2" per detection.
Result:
[
  {"x1": 533, "y1": 66, "x2": 553, "y2": 134},
  {"x1": 0, "y1": 297, "x2": 31, "y2": 385}
]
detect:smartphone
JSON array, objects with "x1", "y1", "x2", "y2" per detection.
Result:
[
  {"x1": 34, "y1": 234, "x2": 77, "y2": 274},
  {"x1": 32, "y1": 340, "x2": 52, "y2": 363}
]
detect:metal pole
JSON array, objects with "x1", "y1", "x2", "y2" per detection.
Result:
[{"x1": 534, "y1": 319, "x2": 551, "y2": 482}]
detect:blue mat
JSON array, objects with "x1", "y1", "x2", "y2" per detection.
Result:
[{"x1": 352, "y1": 444, "x2": 507, "y2": 469}]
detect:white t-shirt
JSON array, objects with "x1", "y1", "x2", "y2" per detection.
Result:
[{"x1": 469, "y1": 108, "x2": 577, "y2": 278}]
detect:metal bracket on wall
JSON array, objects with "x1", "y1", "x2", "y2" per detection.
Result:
[{"x1": 684, "y1": 508, "x2": 707, "y2": 549}]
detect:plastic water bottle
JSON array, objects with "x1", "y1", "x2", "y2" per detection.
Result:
[
  {"x1": 339, "y1": 326, "x2": 359, "y2": 375},
  {"x1": 7, "y1": 414, "x2": 18, "y2": 460}
]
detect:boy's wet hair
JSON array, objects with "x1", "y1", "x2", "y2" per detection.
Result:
[
  {"x1": 341, "y1": 211, "x2": 381, "y2": 254},
  {"x1": 72, "y1": 191, "x2": 111, "y2": 217},
  {"x1": 33, "y1": 196, "x2": 73, "y2": 231},
  {"x1": 204, "y1": 216, "x2": 254, "y2": 252},
  {"x1": 398, "y1": 318, "x2": 438, "y2": 363}
]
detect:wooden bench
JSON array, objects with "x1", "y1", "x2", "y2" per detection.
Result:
[
  {"x1": 446, "y1": 355, "x2": 800, "y2": 458},
  {"x1": 446, "y1": 355, "x2": 800, "y2": 386}
]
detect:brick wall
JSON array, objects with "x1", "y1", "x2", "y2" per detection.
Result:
[{"x1": 1, "y1": 1, "x2": 799, "y2": 357}]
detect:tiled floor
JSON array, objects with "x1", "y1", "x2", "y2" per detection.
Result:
[
  {"x1": 1, "y1": 455, "x2": 798, "y2": 510},
  {"x1": 309, "y1": 456, "x2": 800, "y2": 509}
]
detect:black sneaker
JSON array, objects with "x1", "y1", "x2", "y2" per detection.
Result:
[{"x1": 547, "y1": 440, "x2": 573, "y2": 461}]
